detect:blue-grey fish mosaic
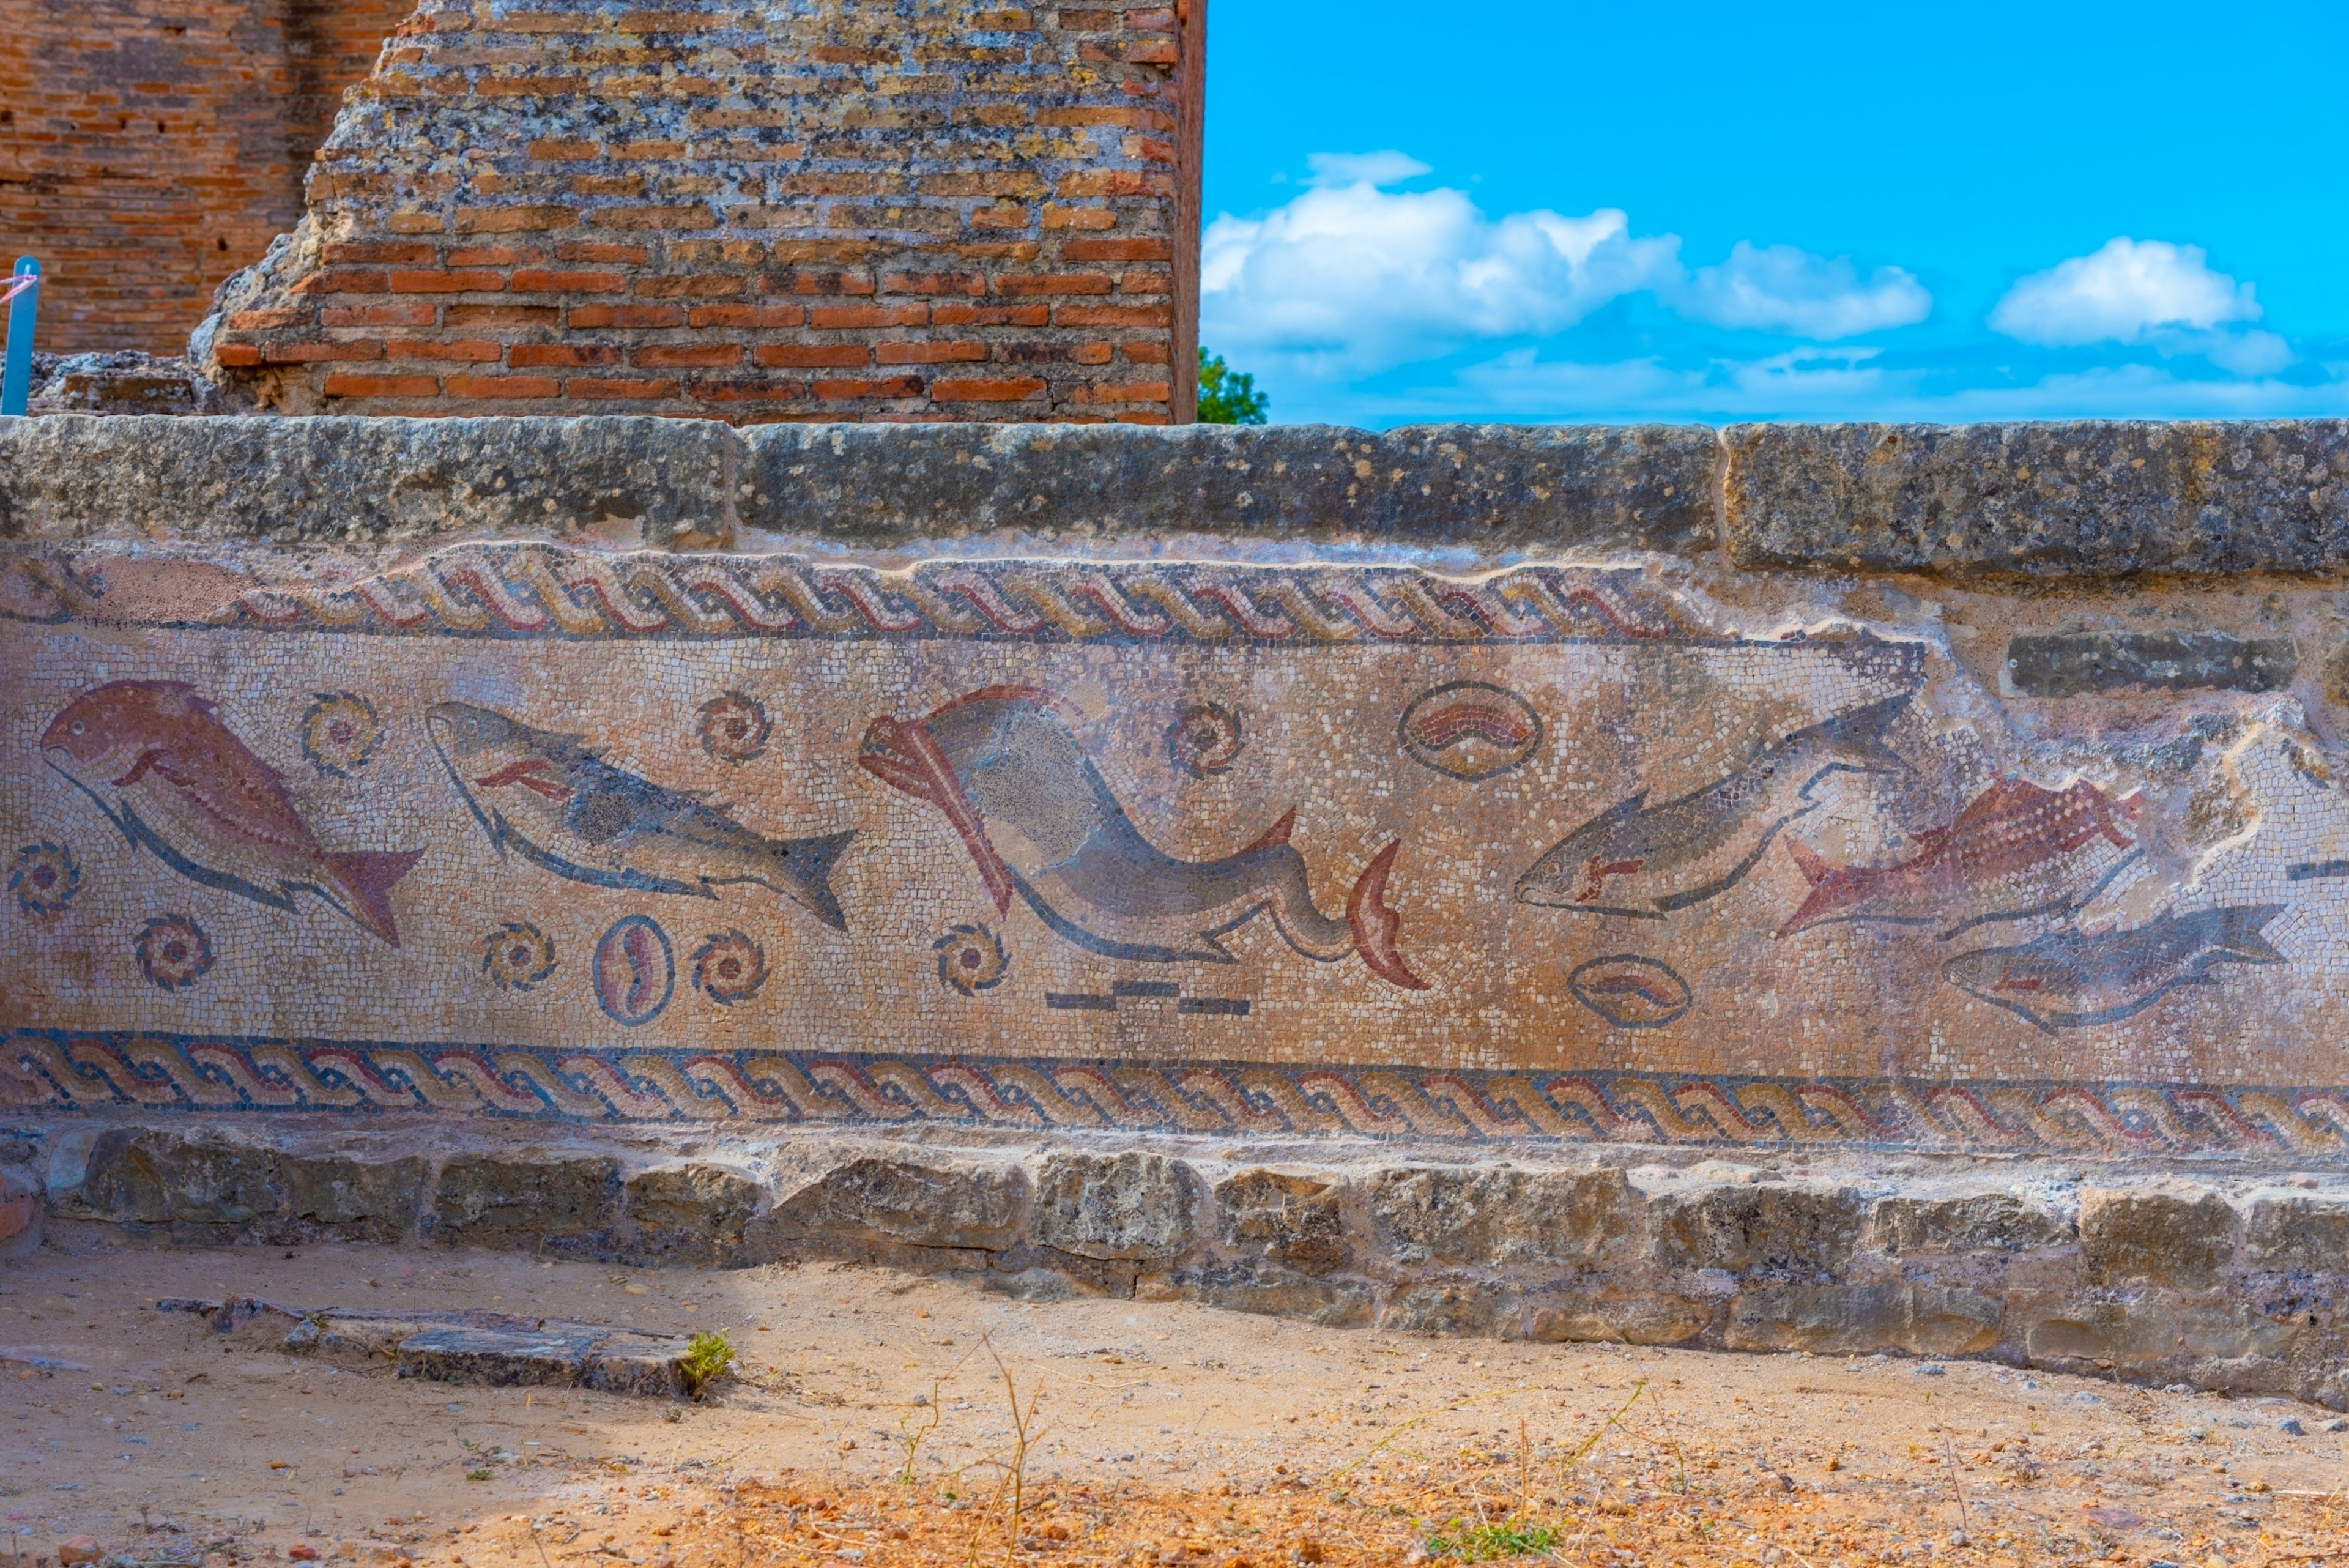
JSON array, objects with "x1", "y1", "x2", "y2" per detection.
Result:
[{"x1": 1940, "y1": 904, "x2": 2289, "y2": 1033}]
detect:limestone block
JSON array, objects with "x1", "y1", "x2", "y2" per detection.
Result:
[
  {"x1": 2079, "y1": 1187, "x2": 2241, "y2": 1286},
  {"x1": 1212, "y1": 1169, "x2": 1351, "y2": 1274},
  {"x1": 1726, "y1": 1283, "x2": 2002, "y2": 1356},
  {"x1": 1033, "y1": 1152, "x2": 1197, "y2": 1261},
  {"x1": 396, "y1": 1325, "x2": 593, "y2": 1387},
  {"x1": 1652, "y1": 1183, "x2": 1866, "y2": 1274},
  {"x1": 1140, "y1": 1262, "x2": 1375, "y2": 1328},
  {"x1": 0, "y1": 1159, "x2": 43, "y2": 1256},
  {"x1": 1873, "y1": 1192, "x2": 2071, "y2": 1255},
  {"x1": 743, "y1": 422, "x2": 1720, "y2": 554},
  {"x1": 1523, "y1": 1290, "x2": 1712, "y2": 1346},
  {"x1": 2022, "y1": 1297, "x2": 2296, "y2": 1365},
  {"x1": 0, "y1": 414, "x2": 733, "y2": 544},
  {"x1": 1724, "y1": 420, "x2": 2349, "y2": 575},
  {"x1": 428, "y1": 1154, "x2": 620, "y2": 1250},
  {"x1": 625, "y1": 1162, "x2": 765, "y2": 1266},
  {"x1": 1381, "y1": 1279, "x2": 1520, "y2": 1336},
  {"x1": 1368, "y1": 1167, "x2": 1635, "y2": 1268},
  {"x1": 770, "y1": 1156, "x2": 1025, "y2": 1252},
  {"x1": 2245, "y1": 1195, "x2": 2349, "y2": 1273},
  {"x1": 273, "y1": 1153, "x2": 425, "y2": 1243},
  {"x1": 75, "y1": 1128, "x2": 280, "y2": 1227}
]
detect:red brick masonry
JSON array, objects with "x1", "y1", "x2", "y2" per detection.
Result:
[
  {"x1": 0, "y1": 0, "x2": 413, "y2": 354},
  {"x1": 198, "y1": 0, "x2": 1203, "y2": 421}
]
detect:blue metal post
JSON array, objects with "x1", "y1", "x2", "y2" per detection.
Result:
[{"x1": 1, "y1": 256, "x2": 39, "y2": 417}]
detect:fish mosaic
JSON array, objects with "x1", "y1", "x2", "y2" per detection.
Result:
[
  {"x1": 425, "y1": 700, "x2": 855, "y2": 930},
  {"x1": 1515, "y1": 693, "x2": 1912, "y2": 918},
  {"x1": 6, "y1": 538, "x2": 2342, "y2": 1145},
  {"x1": 1941, "y1": 905, "x2": 2290, "y2": 1033},
  {"x1": 1777, "y1": 778, "x2": 2143, "y2": 939},
  {"x1": 858, "y1": 686, "x2": 1425, "y2": 989},
  {"x1": 41, "y1": 680, "x2": 421, "y2": 946}
]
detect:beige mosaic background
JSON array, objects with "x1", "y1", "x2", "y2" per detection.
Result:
[{"x1": 5, "y1": 546, "x2": 2345, "y2": 1091}]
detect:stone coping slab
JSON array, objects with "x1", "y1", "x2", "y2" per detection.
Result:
[{"x1": 8, "y1": 415, "x2": 2349, "y2": 577}]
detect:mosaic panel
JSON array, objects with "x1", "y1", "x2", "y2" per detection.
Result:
[{"x1": 4, "y1": 541, "x2": 2345, "y2": 1152}]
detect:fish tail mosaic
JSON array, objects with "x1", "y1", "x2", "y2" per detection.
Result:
[{"x1": 6, "y1": 527, "x2": 2349, "y2": 1159}]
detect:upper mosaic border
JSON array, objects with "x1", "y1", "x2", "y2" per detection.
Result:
[{"x1": 3, "y1": 543, "x2": 1769, "y2": 647}]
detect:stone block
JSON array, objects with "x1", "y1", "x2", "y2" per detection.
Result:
[
  {"x1": 584, "y1": 1331, "x2": 691, "y2": 1397},
  {"x1": 1381, "y1": 1279, "x2": 1520, "y2": 1337},
  {"x1": 1726, "y1": 1283, "x2": 2002, "y2": 1356},
  {"x1": 76, "y1": 1128, "x2": 280, "y2": 1228},
  {"x1": 0, "y1": 414, "x2": 734, "y2": 544},
  {"x1": 1212, "y1": 1169, "x2": 1351, "y2": 1274},
  {"x1": 2005, "y1": 632, "x2": 2298, "y2": 697},
  {"x1": 396, "y1": 1325, "x2": 592, "y2": 1387},
  {"x1": 2079, "y1": 1187, "x2": 2240, "y2": 1286},
  {"x1": 625, "y1": 1162, "x2": 765, "y2": 1266},
  {"x1": 274, "y1": 1153, "x2": 425, "y2": 1243},
  {"x1": 1141, "y1": 1263, "x2": 1375, "y2": 1327},
  {"x1": 429, "y1": 1154, "x2": 619, "y2": 1252},
  {"x1": 1724, "y1": 420, "x2": 2349, "y2": 576},
  {"x1": 1033, "y1": 1151, "x2": 1196, "y2": 1261},
  {"x1": 1523, "y1": 1290, "x2": 1712, "y2": 1346},
  {"x1": 770, "y1": 1156, "x2": 1025, "y2": 1252},
  {"x1": 743, "y1": 422, "x2": 1720, "y2": 553},
  {"x1": 1368, "y1": 1166, "x2": 1635, "y2": 1268},
  {"x1": 1874, "y1": 1192, "x2": 2071, "y2": 1255},
  {"x1": 0, "y1": 1161, "x2": 42, "y2": 1257},
  {"x1": 2245, "y1": 1196, "x2": 2349, "y2": 1274},
  {"x1": 2022, "y1": 1298, "x2": 2296, "y2": 1365},
  {"x1": 1652, "y1": 1183, "x2": 1866, "y2": 1274}
]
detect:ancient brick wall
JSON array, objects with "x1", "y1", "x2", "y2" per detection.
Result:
[
  {"x1": 195, "y1": 0, "x2": 1202, "y2": 422},
  {"x1": 0, "y1": 0, "x2": 412, "y2": 355}
]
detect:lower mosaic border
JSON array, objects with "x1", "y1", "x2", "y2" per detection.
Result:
[{"x1": 4, "y1": 1030, "x2": 2346, "y2": 1159}]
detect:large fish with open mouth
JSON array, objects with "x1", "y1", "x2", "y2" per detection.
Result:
[
  {"x1": 426, "y1": 701, "x2": 854, "y2": 930},
  {"x1": 1942, "y1": 904, "x2": 2287, "y2": 1032},
  {"x1": 40, "y1": 680, "x2": 420, "y2": 945},
  {"x1": 1515, "y1": 693, "x2": 1912, "y2": 918},
  {"x1": 858, "y1": 685, "x2": 1425, "y2": 989}
]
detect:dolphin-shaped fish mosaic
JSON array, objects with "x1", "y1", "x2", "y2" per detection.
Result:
[
  {"x1": 1941, "y1": 904, "x2": 2288, "y2": 1032},
  {"x1": 40, "y1": 680, "x2": 421, "y2": 945},
  {"x1": 858, "y1": 685, "x2": 1426, "y2": 989},
  {"x1": 425, "y1": 700, "x2": 854, "y2": 930},
  {"x1": 1514, "y1": 693, "x2": 1912, "y2": 919},
  {"x1": 1776, "y1": 776, "x2": 2143, "y2": 939}
]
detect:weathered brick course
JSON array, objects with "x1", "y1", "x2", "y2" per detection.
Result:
[
  {"x1": 196, "y1": 0, "x2": 1205, "y2": 421},
  {"x1": 0, "y1": 0, "x2": 414, "y2": 354}
]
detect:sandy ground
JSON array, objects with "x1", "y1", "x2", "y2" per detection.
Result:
[{"x1": 4, "y1": 1237, "x2": 2347, "y2": 1567}]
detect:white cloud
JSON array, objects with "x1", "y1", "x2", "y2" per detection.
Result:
[
  {"x1": 1201, "y1": 164, "x2": 1679, "y2": 374},
  {"x1": 1303, "y1": 150, "x2": 1431, "y2": 187},
  {"x1": 1671, "y1": 242, "x2": 1931, "y2": 338},
  {"x1": 1990, "y1": 238, "x2": 2262, "y2": 346},
  {"x1": 1200, "y1": 154, "x2": 1929, "y2": 376}
]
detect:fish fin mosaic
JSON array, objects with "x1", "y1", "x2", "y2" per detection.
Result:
[{"x1": 6, "y1": 539, "x2": 2348, "y2": 1152}]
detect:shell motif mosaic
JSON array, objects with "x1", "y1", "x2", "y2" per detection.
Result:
[{"x1": 2, "y1": 541, "x2": 2346, "y2": 1156}]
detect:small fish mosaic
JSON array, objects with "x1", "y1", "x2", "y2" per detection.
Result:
[{"x1": 4, "y1": 538, "x2": 2347, "y2": 1148}]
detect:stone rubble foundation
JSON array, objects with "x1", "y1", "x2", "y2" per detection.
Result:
[{"x1": 9, "y1": 1121, "x2": 2347, "y2": 1408}]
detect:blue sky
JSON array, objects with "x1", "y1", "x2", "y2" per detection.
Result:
[{"x1": 1198, "y1": 1, "x2": 2349, "y2": 426}]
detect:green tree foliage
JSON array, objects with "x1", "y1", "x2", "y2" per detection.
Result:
[{"x1": 1196, "y1": 347, "x2": 1269, "y2": 424}]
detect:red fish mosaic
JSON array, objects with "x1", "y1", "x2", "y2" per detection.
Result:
[
  {"x1": 1777, "y1": 778, "x2": 2142, "y2": 939},
  {"x1": 40, "y1": 680, "x2": 420, "y2": 946}
]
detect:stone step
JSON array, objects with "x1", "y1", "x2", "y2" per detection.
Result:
[{"x1": 155, "y1": 1296, "x2": 699, "y2": 1396}]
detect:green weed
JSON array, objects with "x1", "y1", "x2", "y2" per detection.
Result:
[
  {"x1": 678, "y1": 1329, "x2": 738, "y2": 1400},
  {"x1": 1422, "y1": 1518, "x2": 1562, "y2": 1561}
]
